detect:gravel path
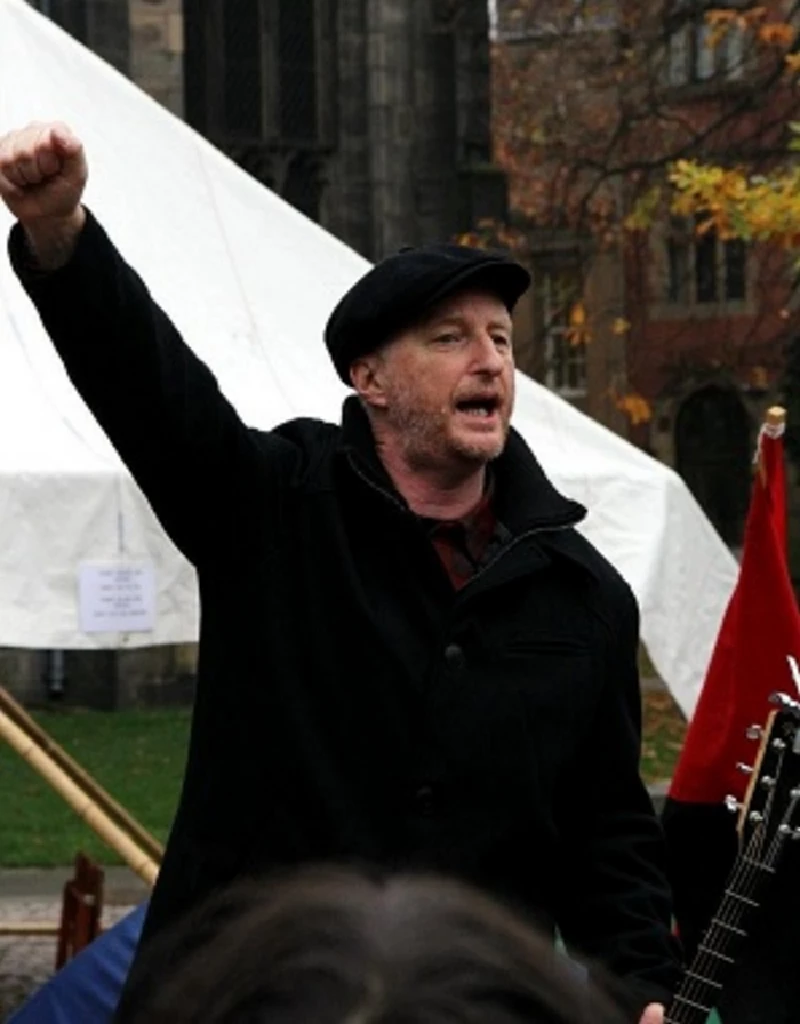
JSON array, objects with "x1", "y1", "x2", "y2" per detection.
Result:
[{"x1": 0, "y1": 899, "x2": 135, "y2": 1019}]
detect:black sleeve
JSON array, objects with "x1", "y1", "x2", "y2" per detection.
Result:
[
  {"x1": 553, "y1": 579, "x2": 683, "y2": 1018},
  {"x1": 7, "y1": 210, "x2": 298, "y2": 568}
]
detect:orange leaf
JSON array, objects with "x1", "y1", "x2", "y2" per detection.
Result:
[
  {"x1": 705, "y1": 9, "x2": 738, "y2": 27},
  {"x1": 569, "y1": 301, "x2": 587, "y2": 328},
  {"x1": 612, "y1": 318, "x2": 631, "y2": 336},
  {"x1": 616, "y1": 394, "x2": 652, "y2": 426},
  {"x1": 741, "y1": 6, "x2": 768, "y2": 24},
  {"x1": 759, "y1": 23, "x2": 795, "y2": 48}
]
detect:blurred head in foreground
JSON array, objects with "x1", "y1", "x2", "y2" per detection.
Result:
[{"x1": 120, "y1": 865, "x2": 626, "y2": 1024}]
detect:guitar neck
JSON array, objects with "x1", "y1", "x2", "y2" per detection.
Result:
[
  {"x1": 663, "y1": 701, "x2": 800, "y2": 1023},
  {"x1": 665, "y1": 845, "x2": 774, "y2": 1024}
]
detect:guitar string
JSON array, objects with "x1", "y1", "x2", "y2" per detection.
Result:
[
  {"x1": 668, "y1": 819, "x2": 788, "y2": 1024},
  {"x1": 667, "y1": 744, "x2": 791, "y2": 1023},
  {"x1": 667, "y1": 824, "x2": 766, "y2": 1023},
  {"x1": 674, "y1": 732, "x2": 791, "y2": 1018},
  {"x1": 670, "y1": 789, "x2": 785, "y2": 1022},
  {"x1": 685, "y1": 758, "x2": 792, "y2": 996}
]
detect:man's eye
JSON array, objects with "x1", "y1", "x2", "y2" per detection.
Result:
[
  {"x1": 435, "y1": 333, "x2": 461, "y2": 344},
  {"x1": 493, "y1": 335, "x2": 512, "y2": 349}
]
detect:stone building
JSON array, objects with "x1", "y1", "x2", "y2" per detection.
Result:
[{"x1": 30, "y1": 0, "x2": 506, "y2": 260}]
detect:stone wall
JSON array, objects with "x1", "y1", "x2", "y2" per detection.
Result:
[
  {"x1": 322, "y1": 0, "x2": 373, "y2": 256},
  {"x1": 325, "y1": 0, "x2": 503, "y2": 259},
  {"x1": 34, "y1": 0, "x2": 502, "y2": 258},
  {"x1": 0, "y1": 645, "x2": 197, "y2": 710},
  {"x1": 0, "y1": 650, "x2": 45, "y2": 707},
  {"x1": 129, "y1": 0, "x2": 184, "y2": 117}
]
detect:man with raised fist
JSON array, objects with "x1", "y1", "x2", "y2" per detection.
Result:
[{"x1": 0, "y1": 123, "x2": 677, "y2": 1024}]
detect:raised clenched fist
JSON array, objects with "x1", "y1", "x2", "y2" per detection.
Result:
[{"x1": 0, "y1": 121, "x2": 87, "y2": 226}]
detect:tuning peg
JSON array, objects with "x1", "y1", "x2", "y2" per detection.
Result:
[
  {"x1": 760, "y1": 776, "x2": 776, "y2": 789},
  {"x1": 737, "y1": 762, "x2": 754, "y2": 775},
  {"x1": 746, "y1": 725, "x2": 764, "y2": 740},
  {"x1": 793, "y1": 829, "x2": 800, "y2": 841},
  {"x1": 749, "y1": 811, "x2": 764, "y2": 823},
  {"x1": 725, "y1": 795, "x2": 742, "y2": 814},
  {"x1": 770, "y1": 692, "x2": 800, "y2": 717}
]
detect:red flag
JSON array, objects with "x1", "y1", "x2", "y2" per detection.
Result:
[
  {"x1": 668, "y1": 407, "x2": 800, "y2": 807},
  {"x1": 661, "y1": 407, "x2": 800, "y2": 963}
]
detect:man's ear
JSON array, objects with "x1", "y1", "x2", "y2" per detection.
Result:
[{"x1": 349, "y1": 353, "x2": 388, "y2": 408}]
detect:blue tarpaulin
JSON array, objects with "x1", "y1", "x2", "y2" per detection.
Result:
[{"x1": 8, "y1": 902, "x2": 145, "y2": 1024}]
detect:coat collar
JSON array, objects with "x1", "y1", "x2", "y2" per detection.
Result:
[{"x1": 337, "y1": 396, "x2": 586, "y2": 536}]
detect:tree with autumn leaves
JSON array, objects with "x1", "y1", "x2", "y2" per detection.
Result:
[{"x1": 487, "y1": 0, "x2": 800, "y2": 439}]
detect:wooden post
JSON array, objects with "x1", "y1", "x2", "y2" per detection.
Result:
[
  {"x1": 757, "y1": 405, "x2": 786, "y2": 487},
  {"x1": 0, "y1": 708, "x2": 159, "y2": 886},
  {"x1": 0, "y1": 686, "x2": 163, "y2": 863}
]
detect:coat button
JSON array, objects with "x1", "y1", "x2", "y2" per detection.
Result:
[
  {"x1": 415, "y1": 784, "x2": 435, "y2": 817},
  {"x1": 444, "y1": 643, "x2": 465, "y2": 672}
]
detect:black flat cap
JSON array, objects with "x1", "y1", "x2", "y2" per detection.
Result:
[{"x1": 324, "y1": 244, "x2": 531, "y2": 384}]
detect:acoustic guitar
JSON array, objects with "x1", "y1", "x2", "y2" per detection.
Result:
[{"x1": 665, "y1": 690, "x2": 800, "y2": 1024}]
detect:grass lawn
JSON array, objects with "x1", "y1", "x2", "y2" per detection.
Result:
[
  {"x1": 641, "y1": 688, "x2": 687, "y2": 785},
  {"x1": 0, "y1": 708, "x2": 190, "y2": 867},
  {"x1": 0, "y1": 690, "x2": 687, "y2": 868}
]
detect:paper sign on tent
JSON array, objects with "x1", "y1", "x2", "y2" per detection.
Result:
[{"x1": 78, "y1": 563, "x2": 155, "y2": 634}]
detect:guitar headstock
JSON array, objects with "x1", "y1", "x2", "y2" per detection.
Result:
[{"x1": 732, "y1": 693, "x2": 800, "y2": 858}]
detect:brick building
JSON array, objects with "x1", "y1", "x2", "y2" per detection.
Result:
[{"x1": 494, "y1": 0, "x2": 800, "y2": 562}]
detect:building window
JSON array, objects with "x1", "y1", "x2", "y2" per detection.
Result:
[
  {"x1": 495, "y1": 0, "x2": 616, "y2": 40},
  {"x1": 695, "y1": 230, "x2": 718, "y2": 303},
  {"x1": 667, "y1": 237, "x2": 690, "y2": 304},
  {"x1": 725, "y1": 239, "x2": 747, "y2": 300},
  {"x1": 675, "y1": 386, "x2": 751, "y2": 548},
  {"x1": 536, "y1": 269, "x2": 588, "y2": 397},
  {"x1": 218, "y1": 0, "x2": 320, "y2": 143},
  {"x1": 29, "y1": 0, "x2": 88, "y2": 43},
  {"x1": 666, "y1": 4, "x2": 746, "y2": 86},
  {"x1": 719, "y1": 23, "x2": 745, "y2": 79},
  {"x1": 278, "y1": 0, "x2": 317, "y2": 141},
  {"x1": 666, "y1": 220, "x2": 748, "y2": 306},
  {"x1": 222, "y1": 0, "x2": 263, "y2": 139}
]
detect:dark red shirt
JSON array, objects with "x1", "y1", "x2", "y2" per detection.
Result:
[{"x1": 423, "y1": 486, "x2": 510, "y2": 590}]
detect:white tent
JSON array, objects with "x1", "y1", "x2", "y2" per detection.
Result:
[{"x1": 0, "y1": 0, "x2": 737, "y2": 717}]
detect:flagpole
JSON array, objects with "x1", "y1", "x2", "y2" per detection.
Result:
[{"x1": 756, "y1": 405, "x2": 785, "y2": 487}]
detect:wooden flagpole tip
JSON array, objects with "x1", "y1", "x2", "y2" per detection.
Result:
[{"x1": 766, "y1": 406, "x2": 786, "y2": 427}]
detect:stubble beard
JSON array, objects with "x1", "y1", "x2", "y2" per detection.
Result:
[
  {"x1": 385, "y1": 387, "x2": 510, "y2": 472},
  {"x1": 451, "y1": 426, "x2": 508, "y2": 465}
]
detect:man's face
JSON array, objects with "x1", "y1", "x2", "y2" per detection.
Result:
[{"x1": 358, "y1": 290, "x2": 516, "y2": 472}]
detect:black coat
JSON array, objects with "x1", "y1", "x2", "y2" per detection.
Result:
[{"x1": 9, "y1": 213, "x2": 682, "y2": 1015}]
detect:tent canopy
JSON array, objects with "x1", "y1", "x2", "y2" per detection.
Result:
[{"x1": 0, "y1": 0, "x2": 737, "y2": 716}]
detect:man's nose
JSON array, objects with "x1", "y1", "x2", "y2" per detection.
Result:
[{"x1": 473, "y1": 334, "x2": 505, "y2": 374}]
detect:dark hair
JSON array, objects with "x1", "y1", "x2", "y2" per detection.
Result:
[{"x1": 122, "y1": 865, "x2": 625, "y2": 1024}]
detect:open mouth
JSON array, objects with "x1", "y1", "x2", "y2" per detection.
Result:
[{"x1": 455, "y1": 396, "x2": 501, "y2": 418}]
